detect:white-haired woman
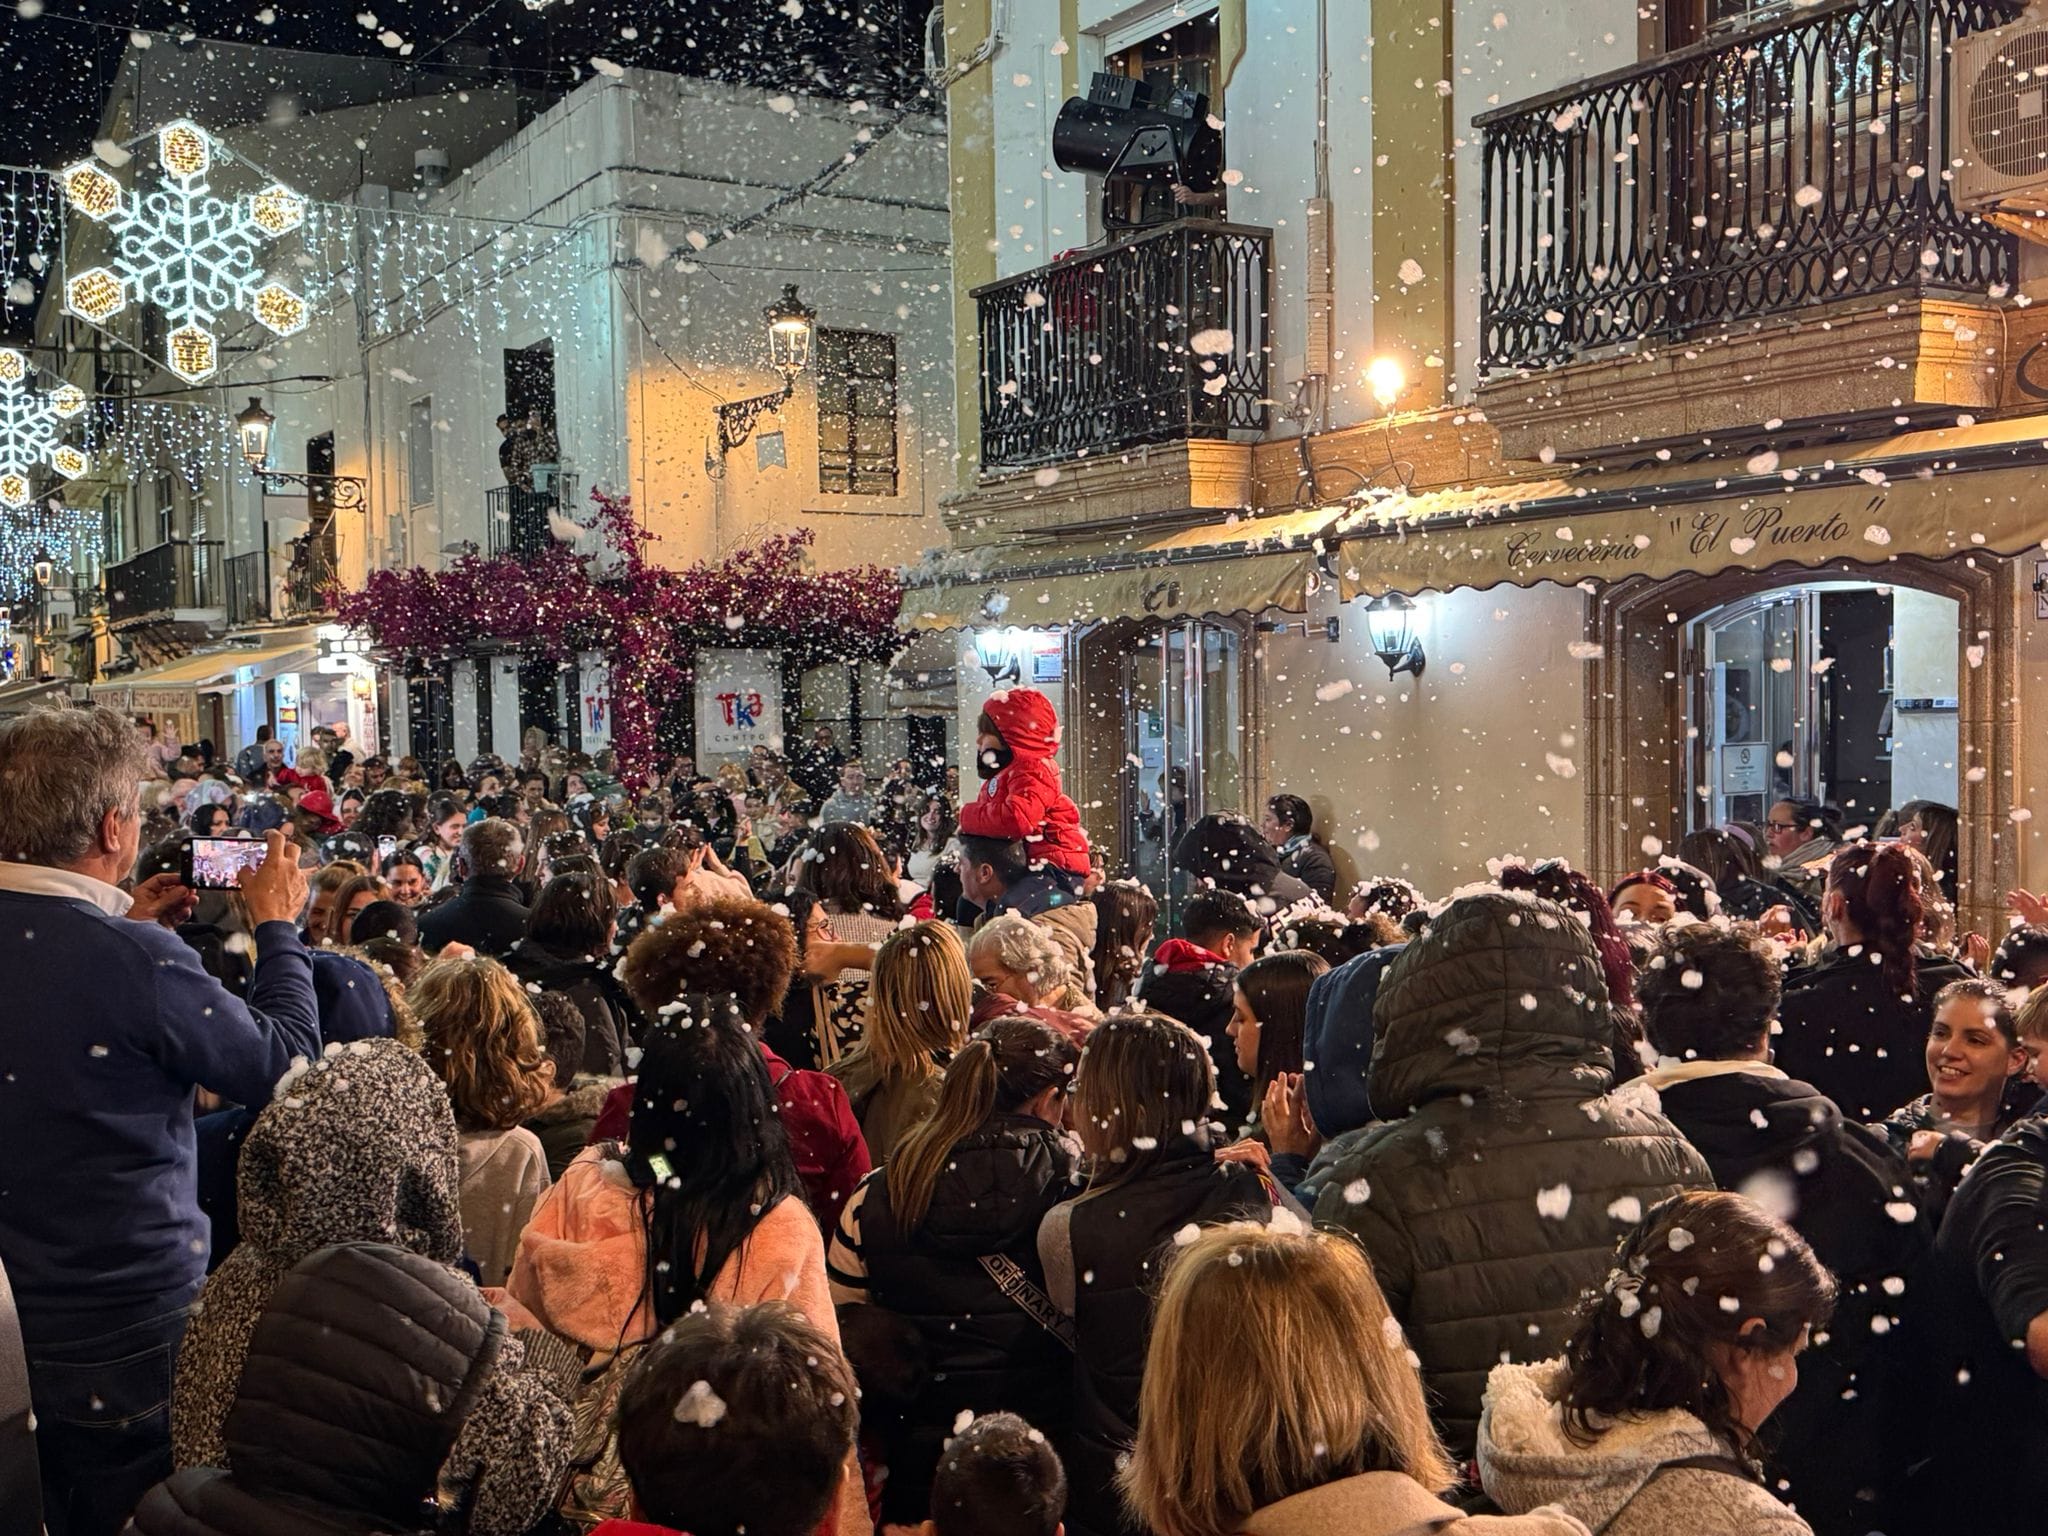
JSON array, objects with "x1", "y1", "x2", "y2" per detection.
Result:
[{"x1": 965, "y1": 911, "x2": 1096, "y2": 1042}]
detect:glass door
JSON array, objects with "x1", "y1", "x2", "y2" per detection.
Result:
[
  {"x1": 1687, "y1": 591, "x2": 1817, "y2": 830},
  {"x1": 1120, "y1": 620, "x2": 1245, "y2": 929}
]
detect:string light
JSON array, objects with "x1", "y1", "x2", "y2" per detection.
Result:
[
  {"x1": 0, "y1": 348, "x2": 88, "y2": 510},
  {"x1": 60, "y1": 120, "x2": 309, "y2": 383}
]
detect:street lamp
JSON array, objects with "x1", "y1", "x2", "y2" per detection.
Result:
[
  {"x1": 235, "y1": 396, "x2": 276, "y2": 471},
  {"x1": 763, "y1": 283, "x2": 818, "y2": 378},
  {"x1": 232, "y1": 394, "x2": 366, "y2": 513},
  {"x1": 719, "y1": 285, "x2": 819, "y2": 456},
  {"x1": 1364, "y1": 592, "x2": 1426, "y2": 680}
]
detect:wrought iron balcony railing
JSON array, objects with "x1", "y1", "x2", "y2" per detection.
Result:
[
  {"x1": 225, "y1": 550, "x2": 269, "y2": 628},
  {"x1": 487, "y1": 473, "x2": 580, "y2": 558},
  {"x1": 106, "y1": 539, "x2": 226, "y2": 626},
  {"x1": 974, "y1": 219, "x2": 1272, "y2": 472},
  {"x1": 1477, "y1": 0, "x2": 2019, "y2": 373}
]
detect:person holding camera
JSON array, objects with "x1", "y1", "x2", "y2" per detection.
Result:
[{"x1": 0, "y1": 707, "x2": 318, "y2": 1536}]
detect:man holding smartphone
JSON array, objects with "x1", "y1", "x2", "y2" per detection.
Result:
[{"x1": 0, "y1": 707, "x2": 317, "y2": 1536}]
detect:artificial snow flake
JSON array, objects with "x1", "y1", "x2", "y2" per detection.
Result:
[
  {"x1": 673, "y1": 1379, "x2": 727, "y2": 1427},
  {"x1": 1535, "y1": 1184, "x2": 1573, "y2": 1220}
]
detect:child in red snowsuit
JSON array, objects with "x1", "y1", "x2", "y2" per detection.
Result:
[{"x1": 958, "y1": 687, "x2": 1091, "y2": 883}]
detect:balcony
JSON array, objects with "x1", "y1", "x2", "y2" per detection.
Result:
[
  {"x1": 279, "y1": 532, "x2": 338, "y2": 621},
  {"x1": 105, "y1": 539, "x2": 226, "y2": 629},
  {"x1": 973, "y1": 219, "x2": 1272, "y2": 474},
  {"x1": 487, "y1": 473, "x2": 580, "y2": 558},
  {"x1": 1477, "y1": 0, "x2": 2016, "y2": 385},
  {"x1": 225, "y1": 550, "x2": 269, "y2": 628}
]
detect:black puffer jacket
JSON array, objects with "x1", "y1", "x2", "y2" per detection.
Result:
[
  {"x1": 1049, "y1": 1137, "x2": 1275, "y2": 1536},
  {"x1": 1775, "y1": 947, "x2": 1971, "y2": 1121},
  {"x1": 1650, "y1": 1065, "x2": 1927, "y2": 1534},
  {"x1": 853, "y1": 1113, "x2": 1080, "y2": 1521},
  {"x1": 1309, "y1": 893, "x2": 1712, "y2": 1457},
  {"x1": 127, "y1": 1242, "x2": 511, "y2": 1536},
  {"x1": 501, "y1": 940, "x2": 640, "y2": 1078},
  {"x1": 1135, "y1": 952, "x2": 1251, "y2": 1126},
  {"x1": 1910, "y1": 1114, "x2": 2048, "y2": 1535}
]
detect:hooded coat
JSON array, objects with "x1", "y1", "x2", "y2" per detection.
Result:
[
  {"x1": 127, "y1": 1242, "x2": 521, "y2": 1536},
  {"x1": 1171, "y1": 814, "x2": 1318, "y2": 918},
  {"x1": 171, "y1": 1040, "x2": 578, "y2": 1536},
  {"x1": 1643, "y1": 1061, "x2": 1926, "y2": 1533},
  {"x1": 1308, "y1": 894, "x2": 1712, "y2": 1456},
  {"x1": 831, "y1": 1112, "x2": 1080, "y2": 1521},
  {"x1": 1477, "y1": 1360, "x2": 1813, "y2": 1536},
  {"x1": 957, "y1": 689, "x2": 1091, "y2": 876},
  {"x1": 1134, "y1": 939, "x2": 1252, "y2": 1126},
  {"x1": 502, "y1": 939, "x2": 640, "y2": 1078}
]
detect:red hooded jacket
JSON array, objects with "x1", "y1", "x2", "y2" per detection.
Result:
[
  {"x1": 591, "y1": 1041, "x2": 871, "y2": 1234},
  {"x1": 957, "y1": 688, "x2": 1091, "y2": 875}
]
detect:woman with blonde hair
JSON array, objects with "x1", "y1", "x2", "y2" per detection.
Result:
[
  {"x1": 1039, "y1": 1013, "x2": 1286, "y2": 1536},
  {"x1": 412, "y1": 954, "x2": 555, "y2": 1284},
  {"x1": 827, "y1": 920, "x2": 972, "y2": 1157},
  {"x1": 1125, "y1": 1223, "x2": 1583, "y2": 1536}
]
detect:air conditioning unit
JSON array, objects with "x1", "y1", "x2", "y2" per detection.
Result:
[{"x1": 1954, "y1": 4, "x2": 2048, "y2": 211}]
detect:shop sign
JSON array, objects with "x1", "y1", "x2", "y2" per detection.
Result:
[
  {"x1": 1340, "y1": 454, "x2": 2047, "y2": 602},
  {"x1": 1720, "y1": 743, "x2": 1769, "y2": 796},
  {"x1": 695, "y1": 648, "x2": 783, "y2": 761}
]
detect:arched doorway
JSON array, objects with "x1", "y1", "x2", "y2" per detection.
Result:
[{"x1": 1585, "y1": 554, "x2": 2015, "y2": 936}]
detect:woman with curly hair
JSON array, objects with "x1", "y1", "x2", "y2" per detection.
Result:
[
  {"x1": 412, "y1": 954, "x2": 555, "y2": 1284},
  {"x1": 1478, "y1": 1190, "x2": 1835, "y2": 1536}
]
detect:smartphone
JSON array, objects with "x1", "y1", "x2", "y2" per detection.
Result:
[
  {"x1": 376, "y1": 835, "x2": 399, "y2": 864},
  {"x1": 183, "y1": 835, "x2": 269, "y2": 891}
]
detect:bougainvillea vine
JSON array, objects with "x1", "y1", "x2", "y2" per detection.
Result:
[{"x1": 336, "y1": 489, "x2": 905, "y2": 785}]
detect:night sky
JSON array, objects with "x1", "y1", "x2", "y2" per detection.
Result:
[{"x1": 0, "y1": 0, "x2": 935, "y2": 169}]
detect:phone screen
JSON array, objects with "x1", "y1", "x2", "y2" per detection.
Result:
[
  {"x1": 186, "y1": 836, "x2": 268, "y2": 891},
  {"x1": 377, "y1": 835, "x2": 399, "y2": 863}
]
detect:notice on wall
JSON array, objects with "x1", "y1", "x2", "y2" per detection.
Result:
[
  {"x1": 1721, "y1": 742, "x2": 1769, "y2": 796},
  {"x1": 695, "y1": 648, "x2": 784, "y2": 762}
]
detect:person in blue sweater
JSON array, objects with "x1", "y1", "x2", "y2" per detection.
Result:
[{"x1": 0, "y1": 706, "x2": 317, "y2": 1536}]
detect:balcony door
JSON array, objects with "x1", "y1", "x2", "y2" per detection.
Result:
[{"x1": 1104, "y1": 7, "x2": 1224, "y2": 232}]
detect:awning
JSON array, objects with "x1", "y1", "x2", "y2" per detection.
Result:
[
  {"x1": 902, "y1": 503, "x2": 1341, "y2": 632},
  {"x1": 0, "y1": 678, "x2": 70, "y2": 715},
  {"x1": 1332, "y1": 414, "x2": 2048, "y2": 599},
  {"x1": 89, "y1": 631, "x2": 319, "y2": 701},
  {"x1": 195, "y1": 633, "x2": 319, "y2": 693}
]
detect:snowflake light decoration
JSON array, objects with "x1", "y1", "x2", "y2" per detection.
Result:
[
  {"x1": 61, "y1": 120, "x2": 309, "y2": 384},
  {"x1": 0, "y1": 348, "x2": 88, "y2": 509}
]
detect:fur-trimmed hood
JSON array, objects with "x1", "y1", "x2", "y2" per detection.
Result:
[{"x1": 1476, "y1": 1360, "x2": 1722, "y2": 1530}]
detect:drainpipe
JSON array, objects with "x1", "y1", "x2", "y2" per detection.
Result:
[{"x1": 1304, "y1": 0, "x2": 1334, "y2": 433}]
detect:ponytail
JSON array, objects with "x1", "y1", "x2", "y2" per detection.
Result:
[
  {"x1": 1829, "y1": 843, "x2": 1922, "y2": 999},
  {"x1": 884, "y1": 1016, "x2": 1077, "y2": 1233}
]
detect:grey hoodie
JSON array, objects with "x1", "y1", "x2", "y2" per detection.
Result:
[{"x1": 1476, "y1": 1361, "x2": 1814, "y2": 1536}]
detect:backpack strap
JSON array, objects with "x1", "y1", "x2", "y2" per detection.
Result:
[
  {"x1": 1589, "y1": 1454, "x2": 1760, "y2": 1535},
  {"x1": 978, "y1": 1254, "x2": 1076, "y2": 1352}
]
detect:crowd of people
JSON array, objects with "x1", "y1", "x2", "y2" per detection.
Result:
[{"x1": 0, "y1": 690, "x2": 2042, "y2": 1536}]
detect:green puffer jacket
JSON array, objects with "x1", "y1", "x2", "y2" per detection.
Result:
[{"x1": 1309, "y1": 892, "x2": 1712, "y2": 1457}]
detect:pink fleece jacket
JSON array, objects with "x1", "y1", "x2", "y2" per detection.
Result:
[{"x1": 506, "y1": 1146, "x2": 839, "y2": 1354}]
